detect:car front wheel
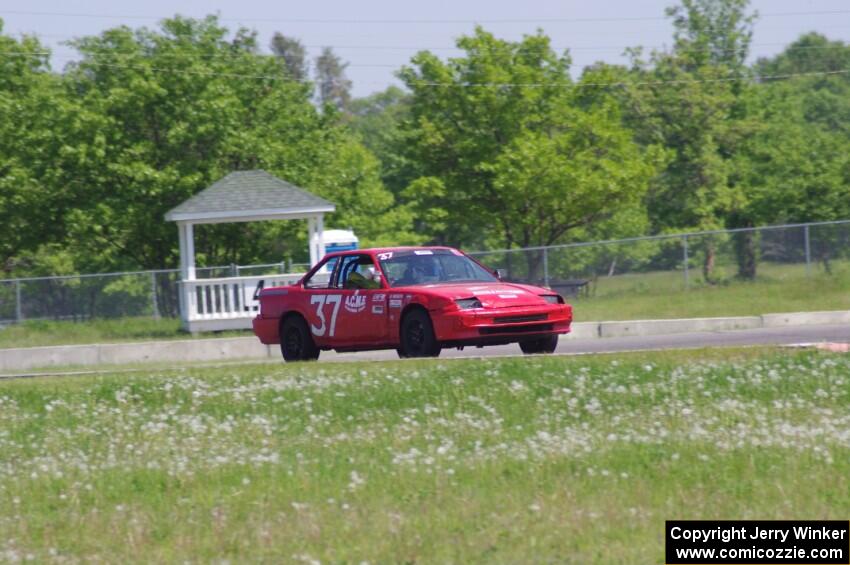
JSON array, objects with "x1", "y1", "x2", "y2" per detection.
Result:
[
  {"x1": 280, "y1": 316, "x2": 320, "y2": 362},
  {"x1": 519, "y1": 335, "x2": 559, "y2": 354},
  {"x1": 399, "y1": 309, "x2": 442, "y2": 358}
]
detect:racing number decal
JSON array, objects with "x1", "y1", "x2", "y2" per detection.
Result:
[
  {"x1": 244, "y1": 279, "x2": 266, "y2": 312},
  {"x1": 309, "y1": 294, "x2": 342, "y2": 337},
  {"x1": 250, "y1": 279, "x2": 265, "y2": 311},
  {"x1": 253, "y1": 279, "x2": 265, "y2": 301}
]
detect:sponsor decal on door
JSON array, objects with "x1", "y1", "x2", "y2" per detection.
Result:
[{"x1": 344, "y1": 294, "x2": 367, "y2": 313}]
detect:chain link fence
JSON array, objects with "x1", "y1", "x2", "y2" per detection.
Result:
[
  {"x1": 0, "y1": 271, "x2": 179, "y2": 324},
  {"x1": 467, "y1": 220, "x2": 850, "y2": 302},
  {"x1": 1, "y1": 220, "x2": 848, "y2": 325}
]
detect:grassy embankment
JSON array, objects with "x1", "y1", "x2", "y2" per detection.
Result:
[
  {"x1": 1, "y1": 348, "x2": 848, "y2": 562},
  {"x1": 1, "y1": 260, "x2": 847, "y2": 348},
  {"x1": 575, "y1": 260, "x2": 850, "y2": 320}
]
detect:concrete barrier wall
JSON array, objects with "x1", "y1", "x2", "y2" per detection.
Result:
[
  {"x1": 0, "y1": 337, "x2": 273, "y2": 372},
  {"x1": 597, "y1": 316, "x2": 762, "y2": 338},
  {"x1": 1, "y1": 310, "x2": 847, "y2": 372},
  {"x1": 565, "y1": 322, "x2": 599, "y2": 339},
  {"x1": 0, "y1": 344, "x2": 101, "y2": 371},
  {"x1": 760, "y1": 310, "x2": 850, "y2": 328}
]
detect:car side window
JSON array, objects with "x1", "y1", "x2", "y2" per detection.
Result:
[
  {"x1": 333, "y1": 256, "x2": 361, "y2": 289},
  {"x1": 333, "y1": 255, "x2": 381, "y2": 290},
  {"x1": 303, "y1": 257, "x2": 335, "y2": 289}
]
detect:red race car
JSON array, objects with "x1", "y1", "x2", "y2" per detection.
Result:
[{"x1": 253, "y1": 247, "x2": 572, "y2": 361}]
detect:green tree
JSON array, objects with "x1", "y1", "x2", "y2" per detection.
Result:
[
  {"x1": 304, "y1": 139, "x2": 420, "y2": 247},
  {"x1": 315, "y1": 47, "x2": 352, "y2": 110},
  {"x1": 756, "y1": 32, "x2": 850, "y2": 77},
  {"x1": 51, "y1": 16, "x2": 409, "y2": 273},
  {"x1": 0, "y1": 21, "x2": 73, "y2": 274},
  {"x1": 270, "y1": 32, "x2": 308, "y2": 80},
  {"x1": 626, "y1": 0, "x2": 758, "y2": 279},
  {"x1": 732, "y1": 84, "x2": 850, "y2": 224},
  {"x1": 399, "y1": 28, "x2": 663, "y2": 278},
  {"x1": 733, "y1": 35, "x2": 850, "y2": 271},
  {"x1": 348, "y1": 86, "x2": 419, "y2": 201}
]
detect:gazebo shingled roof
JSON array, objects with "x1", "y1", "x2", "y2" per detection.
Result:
[
  {"x1": 165, "y1": 169, "x2": 334, "y2": 223},
  {"x1": 164, "y1": 169, "x2": 335, "y2": 323}
]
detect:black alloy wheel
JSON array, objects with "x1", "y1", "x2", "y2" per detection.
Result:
[
  {"x1": 280, "y1": 316, "x2": 320, "y2": 362},
  {"x1": 399, "y1": 309, "x2": 442, "y2": 358}
]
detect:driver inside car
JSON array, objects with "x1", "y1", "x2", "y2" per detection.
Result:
[
  {"x1": 398, "y1": 257, "x2": 434, "y2": 286},
  {"x1": 346, "y1": 266, "x2": 381, "y2": 289}
]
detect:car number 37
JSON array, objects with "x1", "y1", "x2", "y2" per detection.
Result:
[
  {"x1": 252, "y1": 246, "x2": 574, "y2": 363},
  {"x1": 310, "y1": 294, "x2": 342, "y2": 337}
]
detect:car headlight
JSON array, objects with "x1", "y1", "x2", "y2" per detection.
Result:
[
  {"x1": 455, "y1": 297, "x2": 483, "y2": 310},
  {"x1": 541, "y1": 294, "x2": 564, "y2": 305}
]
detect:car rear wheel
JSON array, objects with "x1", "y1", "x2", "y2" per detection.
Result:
[
  {"x1": 519, "y1": 335, "x2": 559, "y2": 354},
  {"x1": 280, "y1": 316, "x2": 320, "y2": 362},
  {"x1": 399, "y1": 309, "x2": 442, "y2": 358}
]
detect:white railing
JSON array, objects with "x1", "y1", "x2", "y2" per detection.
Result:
[
  {"x1": 180, "y1": 272, "x2": 331, "y2": 331},
  {"x1": 185, "y1": 274, "x2": 289, "y2": 321}
]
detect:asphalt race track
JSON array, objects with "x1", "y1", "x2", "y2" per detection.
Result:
[
  {"x1": 2, "y1": 323, "x2": 848, "y2": 381},
  {"x1": 321, "y1": 323, "x2": 850, "y2": 363}
]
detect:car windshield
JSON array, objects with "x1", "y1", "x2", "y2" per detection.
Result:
[{"x1": 378, "y1": 249, "x2": 497, "y2": 287}]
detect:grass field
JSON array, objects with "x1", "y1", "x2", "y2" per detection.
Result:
[{"x1": 1, "y1": 348, "x2": 848, "y2": 562}]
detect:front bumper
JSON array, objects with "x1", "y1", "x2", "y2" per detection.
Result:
[{"x1": 432, "y1": 304, "x2": 572, "y2": 344}]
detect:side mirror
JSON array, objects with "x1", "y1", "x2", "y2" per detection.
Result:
[{"x1": 495, "y1": 268, "x2": 507, "y2": 280}]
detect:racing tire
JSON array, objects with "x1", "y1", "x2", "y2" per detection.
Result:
[
  {"x1": 280, "y1": 316, "x2": 320, "y2": 362},
  {"x1": 398, "y1": 309, "x2": 442, "y2": 358},
  {"x1": 519, "y1": 335, "x2": 559, "y2": 355}
]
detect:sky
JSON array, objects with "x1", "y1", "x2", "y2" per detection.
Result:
[{"x1": 2, "y1": 0, "x2": 849, "y2": 97}]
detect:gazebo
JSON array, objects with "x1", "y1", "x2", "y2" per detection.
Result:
[{"x1": 165, "y1": 170, "x2": 335, "y2": 332}]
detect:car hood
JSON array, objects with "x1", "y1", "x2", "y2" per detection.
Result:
[{"x1": 406, "y1": 282, "x2": 554, "y2": 308}]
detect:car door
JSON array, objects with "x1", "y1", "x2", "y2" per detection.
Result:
[
  {"x1": 298, "y1": 255, "x2": 345, "y2": 348},
  {"x1": 332, "y1": 254, "x2": 388, "y2": 345}
]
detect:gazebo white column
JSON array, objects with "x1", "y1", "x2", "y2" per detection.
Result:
[
  {"x1": 317, "y1": 215, "x2": 326, "y2": 260},
  {"x1": 177, "y1": 221, "x2": 196, "y2": 281},
  {"x1": 177, "y1": 221, "x2": 196, "y2": 325},
  {"x1": 307, "y1": 214, "x2": 326, "y2": 267}
]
